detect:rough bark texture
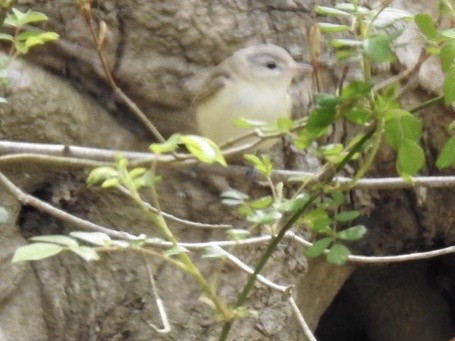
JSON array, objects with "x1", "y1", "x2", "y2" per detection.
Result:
[{"x1": 0, "y1": 0, "x2": 454, "y2": 340}]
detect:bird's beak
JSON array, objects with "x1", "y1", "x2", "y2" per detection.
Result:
[{"x1": 292, "y1": 62, "x2": 313, "y2": 75}]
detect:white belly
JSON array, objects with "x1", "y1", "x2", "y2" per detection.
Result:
[{"x1": 196, "y1": 80, "x2": 291, "y2": 145}]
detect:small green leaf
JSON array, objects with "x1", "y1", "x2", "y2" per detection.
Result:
[
  {"x1": 370, "y1": 8, "x2": 413, "y2": 28},
  {"x1": 315, "y1": 6, "x2": 351, "y2": 17},
  {"x1": 0, "y1": 206, "x2": 9, "y2": 223},
  {"x1": 336, "y1": 225, "x2": 367, "y2": 241},
  {"x1": 397, "y1": 139, "x2": 425, "y2": 176},
  {"x1": 87, "y1": 166, "x2": 118, "y2": 185},
  {"x1": 101, "y1": 177, "x2": 120, "y2": 188},
  {"x1": 443, "y1": 65, "x2": 455, "y2": 105},
  {"x1": 331, "y1": 39, "x2": 363, "y2": 48},
  {"x1": 334, "y1": 211, "x2": 360, "y2": 222},
  {"x1": 233, "y1": 117, "x2": 267, "y2": 128},
  {"x1": 330, "y1": 191, "x2": 345, "y2": 205},
  {"x1": 436, "y1": 135, "x2": 455, "y2": 169},
  {"x1": 317, "y1": 23, "x2": 350, "y2": 33},
  {"x1": 277, "y1": 117, "x2": 295, "y2": 131},
  {"x1": 247, "y1": 210, "x2": 282, "y2": 225},
  {"x1": 129, "y1": 167, "x2": 147, "y2": 179},
  {"x1": 244, "y1": 154, "x2": 272, "y2": 177},
  {"x1": 70, "y1": 246, "x2": 100, "y2": 261},
  {"x1": 226, "y1": 229, "x2": 251, "y2": 241},
  {"x1": 415, "y1": 13, "x2": 438, "y2": 40},
  {"x1": 326, "y1": 243, "x2": 350, "y2": 265},
  {"x1": 221, "y1": 189, "x2": 249, "y2": 206},
  {"x1": 12, "y1": 243, "x2": 63, "y2": 263},
  {"x1": 341, "y1": 81, "x2": 372, "y2": 100},
  {"x1": 163, "y1": 245, "x2": 189, "y2": 257},
  {"x1": 336, "y1": 3, "x2": 370, "y2": 15},
  {"x1": 439, "y1": 28, "x2": 455, "y2": 40},
  {"x1": 384, "y1": 113, "x2": 422, "y2": 150},
  {"x1": 70, "y1": 232, "x2": 112, "y2": 246},
  {"x1": 30, "y1": 235, "x2": 78, "y2": 247},
  {"x1": 0, "y1": 33, "x2": 13, "y2": 41},
  {"x1": 304, "y1": 237, "x2": 333, "y2": 258},
  {"x1": 15, "y1": 10, "x2": 48, "y2": 25},
  {"x1": 363, "y1": 34, "x2": 391, "y2": 63},
  {"x1": 345, "y1": 107, "x2": 372, "y2": 125},
  {"x1": 248, "y1": 196, "x2": 273, "y2": 209},
  {"x1": 278, "y1": 194, "x2": 310, "y2": 213},
  {"x1": 448, "y1": 119, "x2": 455, "y2": 134},
  {"x1": 149, "y1": 134, "x2": 181, "y2": 154},
  {"x1": 181, "y1": 135, "x2": 226, "y2": 166},
  {"x1": 302, "y1": 208, "x2": 331, "y2": 233},
  {"x1": 202, "y1": 245, "x2": 226, "y2": 259}
]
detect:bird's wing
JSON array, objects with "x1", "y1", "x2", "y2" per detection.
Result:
[{"x1": 187, "y1": 69, "x2": 231, "y2": 133}]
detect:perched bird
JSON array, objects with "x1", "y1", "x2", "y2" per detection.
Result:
[{"x1": 190, "y1": 44, "x2": 311, "y2": 147}]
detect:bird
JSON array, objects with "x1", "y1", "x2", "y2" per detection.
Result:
[{"x1": 189, "y1": 44, "x2": 311, "y2": 148}]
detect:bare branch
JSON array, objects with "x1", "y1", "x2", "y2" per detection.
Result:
[{"x1": 288, "y1": 296, "x2": 317, "y2": 341}]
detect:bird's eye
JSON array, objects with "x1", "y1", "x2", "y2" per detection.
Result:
[{"x1": 266, "y1": 61, "x2": 277, "y2": 69}]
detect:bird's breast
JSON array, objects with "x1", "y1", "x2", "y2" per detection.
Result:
[{"x1": 196, "y1": 80, "x2": 291, "y2": 145}]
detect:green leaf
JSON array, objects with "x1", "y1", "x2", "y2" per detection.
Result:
[
  {"x1": 21, "y1": 31, "x2": 59, "y2": 50},
  {"x1": 70, "y1": 232, "x2": 112, "y2": 246},
  {"x1": 247, "y1": 210, "x2": 282, "y2": 225},
  {"x1": 334, "y1": 211, "x2": 360, "y2": 222},
  {"x1": 0, "y1": 206, "x2": 9, "y2": 223},
  {"x1": 363, "y1": 34, "x2": 391, "y2": 63},
  {"x1": 370, "y1": 8, "x2": 412, "y2": 28},
  {"x1": 277, "y1": 194, "x2": 310, "y2": 213},
  {"x1": 69, "y1": 246, "x2": 100, "y2": 261},
  {"x1": 318, "y1": 143, "x2": 344, "y2": 156},
  {"x1": 149, "y1": 134, "x2": 181, "y2": 154},
  {"x1": 249, "y1": 196, "x2": 273, "y2": 209},
  {"x1": 345, "y1": 107, "x2": 372, "y2": 125},
  {"x1": 226, "y1": 229, "x2": 251, "y2": 241},
  {"x1": 443, "y1": 65, "x2": 455, "y2": 105},
  {"x1": 439, "y1": 28, "x2": 455, "y2": 40},
  {"x1": 304, "y1": 237, "x2": 333, "y2": 258},
  {"x1": 317, "y1": 23, "x2": 350, "y2": 33},
  {"x1": 315, "y1": 6, "x2": 351, "y2": 17},
  {"x1": 244, "y1": 154, "x2": 272, "y2": 177},
  {"x1": 221, "y1": 189, "x2": 249, "y2": 206},
  {"x1": 449, "y1": 120, "x2": 455, "y2": 134},
  {"x1": 335, "y1": 4, "x2": 369, "y2": 15},
  {"x1": 0, "y1": 33, "x2": 12, "y2": 41},
  {"x1": 129, "y1": 167, "x2": 147, "y2": 179},
  {"x1": 336, "y1": 225, "x2": 367, "y2": 241},
  {"x1": 233, "y1": 117, "x2": 267, "y2": 128},
  {"x1": 133, "y1": 170, "x2": 160, "y2": 188},
  {"x1": 306, "y1": 106, "x2": 336, "y2": 133},
  {"x1": 397, "y1": 139, "x2": 425, "y2": 176},
  {"x1": 12, "y1": 243, "x2": 63, "y2": 263},
  {"x1": 277, "y1": 117, "x2": 295, "y2": 131},
  {"x1": 414, "y1": 13, "x2": 438, "y2": 40},
  {"x1": 101, "y1": 177, "x2": 120, "y2": 188},
  {"x1": 331, "y1": 39, "x2": 363, "y2": 48},
  {"x1": 87, "y1": 166, "x2": 118, "y2": 185},
  {"x1": 326, "y1": 243, "x2": 350, "y2": 265},
  {"x1": 341, "y1": 81, "x2": 373, "y2": 100},
  {"x1": 302, "y1": 208, "x2": 331, "y2": 233},
  {"x1": 181, "y1": 135, "x2": 226, "y2": 166},
  {"x1": 13, "y1": 9, "x2": 48, "y2": 25},
  {"x1": 30, "y1": 235, "x2": 78, "y2": 247},
  {"x1": 331, "y1": 191, "x2": 345, "y2": 205},
  {"x1": 163, "y1": 245, "x2": 189, "y2": 257},
  {"x1": 384, "y1": 113, "x2": 422, "y2": 150},
  {"x1": 436, "y1": 135, "x2": 455, "y2": 169},
  {"x1": 202, "y1": 245, "x2": 226, "y2": 259}
]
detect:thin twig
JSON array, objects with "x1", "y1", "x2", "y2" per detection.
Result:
[
  {"x1": 288, "y1": 296, "x2": 317, "y2": 341},
  {"x1": 79, "y1": 3, "x2": 166, "y2": 143},
  {"x1": 142, "y1": 255, "x2": 171, "y2": 334},
  {"x1": 0, "y1": 171, "x2": 139, "y2": 240}
]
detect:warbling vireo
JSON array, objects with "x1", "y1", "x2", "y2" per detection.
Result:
[{"x1": 189, "y1": 44, "x2": 311, "y2": 147}]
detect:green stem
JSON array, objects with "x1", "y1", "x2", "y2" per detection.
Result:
[
  {"x1": 409, "y1": 95, "x2": 444, "y2": 114},
  {"x1": 218, "y1": 129, "x2": 375, "y2": 340}
]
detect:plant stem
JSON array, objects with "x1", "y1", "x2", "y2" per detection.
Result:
[{"x1": 218, "y1": 129, "x2": 375, "y2": 340}]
